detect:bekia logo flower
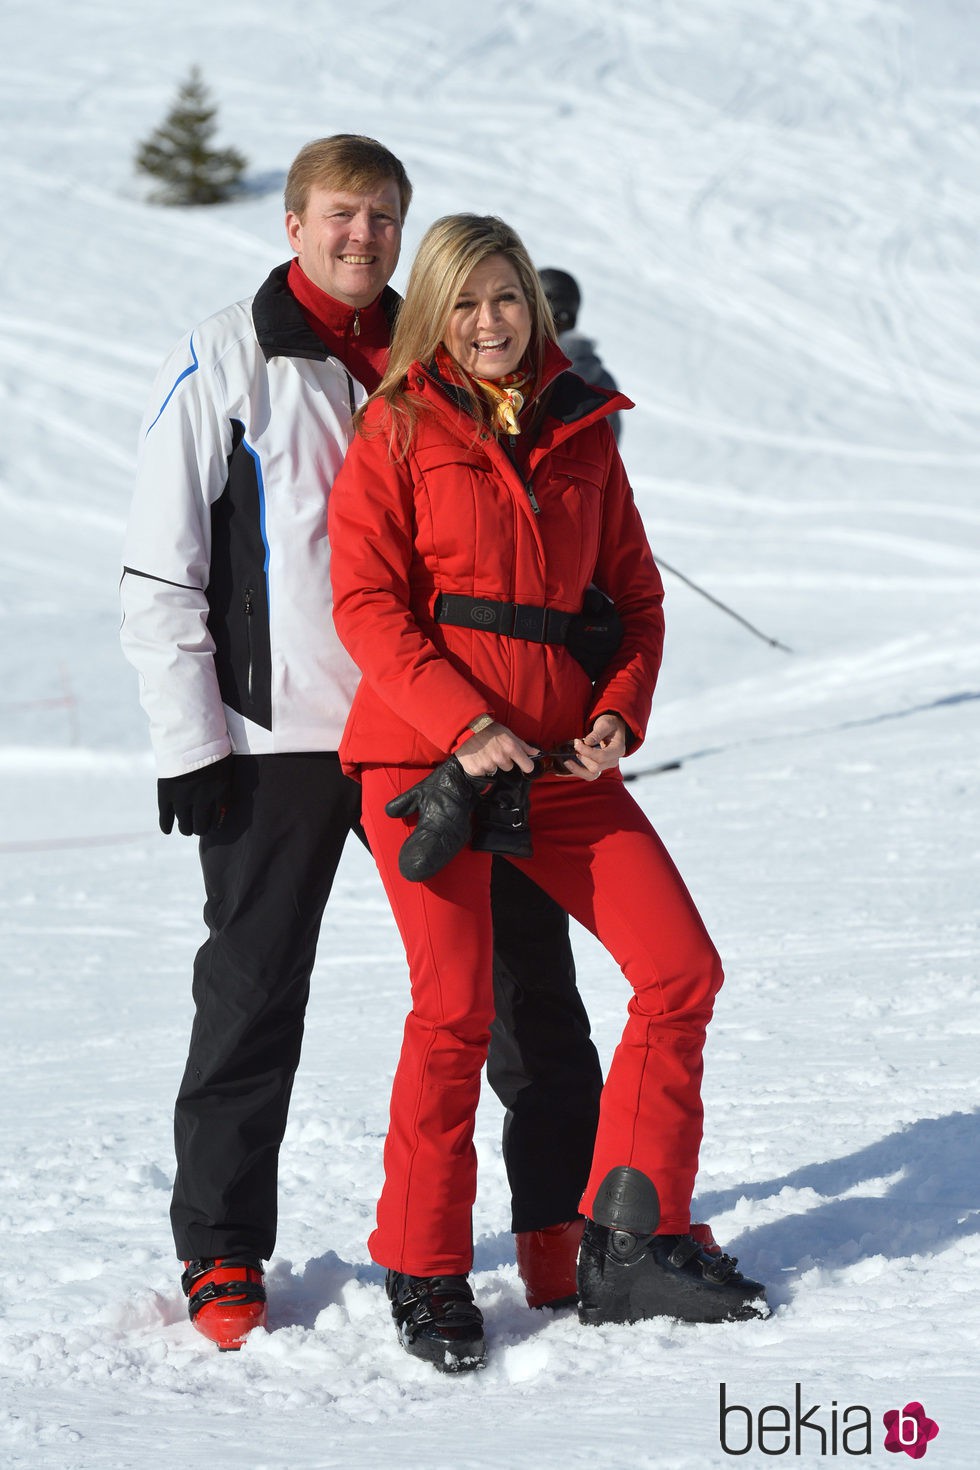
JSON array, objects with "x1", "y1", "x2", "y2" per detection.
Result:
[{"x1": 883, "y1": 1402, "x2": 939, "y2": 1458}]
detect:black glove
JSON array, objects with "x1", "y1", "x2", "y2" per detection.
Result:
[
  {"x1": 157, "y1": 754, "x2": 235, "y2": 836},
  {"x1": 566, "y1": 586, "x2": 623, "y2": 680},
  {"x1": 385, "y1": 756, "x2": 489, "y2": 882},
  {"x1": 471, "y1": 768, "x2": 533, "y2": 858}
]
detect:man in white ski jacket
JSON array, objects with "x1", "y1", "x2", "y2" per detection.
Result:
[{"x1": 120, "y1": 135, "x2": 604, "y2": 1350}]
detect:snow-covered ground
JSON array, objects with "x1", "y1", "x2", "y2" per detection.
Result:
[{"x1": 1, "y1": 1, "x2": 978, "y2": 1465}]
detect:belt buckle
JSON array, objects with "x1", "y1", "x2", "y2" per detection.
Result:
[{"x1": 513, "y1": 604, "x2": 547, "y2": 642}]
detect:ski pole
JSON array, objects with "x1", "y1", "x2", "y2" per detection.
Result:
[{"x1": 655, "y1": 555, "x2": 793, "y2": 654}]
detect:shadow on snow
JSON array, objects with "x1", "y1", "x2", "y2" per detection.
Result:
[{"x1": 695, "y1": 1109, "x2": 980, "y2": 1305}]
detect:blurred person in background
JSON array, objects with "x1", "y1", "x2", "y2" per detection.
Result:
[{"x1": 539, "y1": 267, "x2": 623, "y2": 443}]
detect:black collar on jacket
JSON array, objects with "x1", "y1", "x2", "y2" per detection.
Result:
[
  {"x1": 251, "y1": 261, "x2": 402, "y2": 363},
  {"x1": 545, "y1": 369, "x2": 631, "y2": 429}
]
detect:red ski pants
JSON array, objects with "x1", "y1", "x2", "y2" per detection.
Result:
[{"x1": 360, "y1": 765, "x2": 723, "y2": 1276}]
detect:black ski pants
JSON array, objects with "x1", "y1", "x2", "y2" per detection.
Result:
[{"x1": 171, "y1": 753, "x2": 603, "y2": 1261}]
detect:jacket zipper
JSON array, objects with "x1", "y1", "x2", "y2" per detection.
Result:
[
  {"x1": 422, "y1": 363, "x2": 543, "y2": 513},
  {"x1": 244, "y1": 586, "x2": 255, "y2": 701},
  {"x1": 507, "y1": 434, "x2": 540, "y2": 514}
]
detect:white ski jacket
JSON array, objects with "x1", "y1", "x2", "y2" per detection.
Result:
[{"x1": 121, "y1": 264, "x2": 398, "y2": 778}]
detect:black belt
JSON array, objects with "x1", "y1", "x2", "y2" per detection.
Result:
[{"x1": 434, "y1": 593, "x2": 573, "y2": 645}]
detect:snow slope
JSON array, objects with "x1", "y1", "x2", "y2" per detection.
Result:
[{"x1": 1, "y1": 1, "x2": 978, "y2": 1465}]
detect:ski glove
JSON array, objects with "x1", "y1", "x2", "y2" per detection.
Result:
[
  {"x1": 385, "y1": 756, "x2": 490, "y2": 881},
  {"x1": 472, "y1": 768, "x2": 533, "y2": 858},
  {"x1": 157, "y1": 754, "x2": 235, "y2": 837},
  {"x1": 565, "y1": 587, "x2": 623, "y2": 681}
]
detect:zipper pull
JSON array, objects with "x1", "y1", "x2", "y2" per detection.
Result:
[
  {"x1": 244, "y1": 587, "x2": 254, "y2": 699},
  {"x1": 506, "y1": 434, "x2": 541, "y2": 514},
  {"x1": 353, "y1": 308, "x2": 361, "y2": 337}
]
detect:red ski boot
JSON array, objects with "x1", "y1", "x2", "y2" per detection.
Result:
[
  {"x1": 515, "y1": 1219, "x2": 585, "y2": 1309},
  {"x1": 181, "y1": 1257, "x2": 268, "y2": 1351},
  {"x1": 690, "y1": 1221, "x2": 723, "y2": 1256}
]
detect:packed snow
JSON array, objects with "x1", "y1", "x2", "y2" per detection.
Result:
[{"x1": 1, "y1": 0, "x2": 978, "y2": 1465}]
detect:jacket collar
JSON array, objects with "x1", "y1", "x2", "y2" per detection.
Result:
[
  {"x1": 252, "y1": 261, "x2": 401, "y2": 362},
  {"x1": 287, "y1": 259, "x2": 391, "y2": 348}
]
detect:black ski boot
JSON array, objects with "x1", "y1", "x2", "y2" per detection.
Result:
[
  {"x1": 577, "y1": 1167, "x2": 769, "y2": 1326},
  {"x1": 385, "y1": 1271, "x2": 486, "y2": 1373}
]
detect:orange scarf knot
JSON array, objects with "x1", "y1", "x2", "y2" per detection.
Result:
[{"x1": 474, "y1": 370, "x2": 532, "y2": 435}]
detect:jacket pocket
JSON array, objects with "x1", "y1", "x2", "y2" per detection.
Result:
[
  {"x1": 542, "y1": 461, "x2": 603, "y2": 589},
  {"x1": 208, "y1": 430, "x2": 273, "y2": 731}
]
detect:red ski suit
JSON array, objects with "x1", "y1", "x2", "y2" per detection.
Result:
[{"x1": 329, "y1": 347, "x2": 723, "y2": 1275}]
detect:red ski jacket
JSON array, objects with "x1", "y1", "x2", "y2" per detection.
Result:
[{"x1": 328, "y1": 345, "x2": 665, "y2": 771}]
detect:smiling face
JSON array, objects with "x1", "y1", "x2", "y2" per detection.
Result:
[
  {"x1": 285, "y1": 179, "x2": 403, "y2": 307},
  {"x1": 442, "y1": 253, "x2": 532, "y2": 379}
]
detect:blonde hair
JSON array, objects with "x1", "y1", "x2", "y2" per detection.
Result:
[
  {"x1": 284, "y1": 135, "x2": 413, "y2": 221},
  {"x1": 361, "y1": 214, "x2": 557, "y2": 454}
]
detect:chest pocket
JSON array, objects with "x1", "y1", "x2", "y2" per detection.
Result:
[
  {"x1": 411, "y1": 443, "x2": 512, "y2": 583},
  {"x1": 540, "y1": 455, "x2": 604, "y2": 591}
]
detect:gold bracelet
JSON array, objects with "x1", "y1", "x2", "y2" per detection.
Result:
[{"x1": 468, "y1": 713, "x2": 495, "y2": 735}]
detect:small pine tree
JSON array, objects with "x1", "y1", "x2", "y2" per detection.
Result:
[{"x1": 135, "y1": 67, "x2": 247, "y2": 206}]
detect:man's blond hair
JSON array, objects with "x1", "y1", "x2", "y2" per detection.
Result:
[{"x1": 284, "y1": 135, "x2": 412, "y2": 221}]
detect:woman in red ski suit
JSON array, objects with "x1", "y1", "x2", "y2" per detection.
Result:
[{"x1": 329, "y1": 215, "x2": 759, "y2": 1368}]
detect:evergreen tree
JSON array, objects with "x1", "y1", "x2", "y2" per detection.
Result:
[{"x1": 135, "y1": 67, "x2": 247, "y2": 206}]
